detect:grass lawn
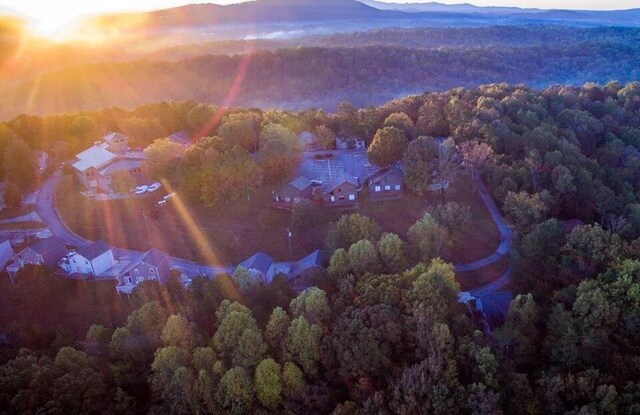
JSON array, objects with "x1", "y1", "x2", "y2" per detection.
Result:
[
  {"x1": 0, "y1": 221, "x2": 46, "y2": 231},
  {"x1": 56, "y1": 172, "x2": 501, "y2": 266},
  {"x1": 455, "y1": 256, "x2": 511, "y2": 291},
  {"x1": 0, "y1": 204, "x2": 35, "y2": 220}
]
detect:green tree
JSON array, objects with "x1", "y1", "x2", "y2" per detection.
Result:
[
  {"x1": 286, "y1": 316, "x2": 323, "y2": 377},
  {"x1": 218, "y1": 112, "x2": 261, "y2": 152},
  {"x1": 255, "y1": 358, "x2": 283, "y2": 409},
  {"x1": 143, "y1": 137, "x2": 186, "y2": 180},
  {"x1": 408, "y1": 213, "x2": 448, "y2": 262},
  {"x1": 265, "y1": 307, "x2": 290, "y2": 359},
  {"x1": 282, "y1": 361, "x2": 305, "y2": 394},
  {"x1": 367, "y1": 126, "x2": 408, "y2": 167},
  {"x1": 377, "y1": 233, "x2": 408, "y2": 274},
  {"x1": 403, "y1": 137, "x2": 439, "y2": 195},
  {"x1": 217, "y1": 367, "x2": 254, "y2": 414},
  {"x1": 315, "y1": 125, "x2": 336, "y2": 150},
  {"x1": 328, "y1": 248, "x2": 351, "y2": 278},
  {"x1": 161, "y1": 314, "x2": 196, "y2": 349},
  {"x1": 259, "y1": 138, "x2": 302, "y2": 183},
  {"x1": 503, "y1": 191, "x2": 549, "y2": 232},
  {"x1": 347, "y1": 239, "x2": 381, "y2": 276},
  {"x1": 384, "y1": 112, "x2": 416, "y2": 141},
  {"x1": 326, "y1": 213, "x2": 381, "y2": 251}
]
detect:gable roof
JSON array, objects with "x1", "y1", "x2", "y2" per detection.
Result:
[
  {"x1": 28, "y1": 236, "x2": 66, "y2": 255},
  {"x1": 368, "y1": 165, "x2": 403, "y2": 183},
  {"x1": 73, "y1": 146, "x2": 117, "y2": 172},
  {"x1": 289, "y1": 250, "x2": 326, "y2": 278},
  {"x1": 323, "y1": 174, "x2": 359, "y2": 194},
  {"x1": 168, "y1": 131, "x2": 192, "y2": 146},
  {"x1": 0, "y1": 239, "x2": 14, "y2": 270},
  {"x1": 289, "y1": 176, "x2": 312, "y2": 192},
  {"x1": 238, "y1": 252, "x2": 273, "y2": 274},
  {"x1": 141, "y1": 248, "x2": 169, "y2": 267},
  {"x1": 104, "y1": 132, "x2": 127, "y2": 143},
  {"x1": 77, "y1": 241, "x2": 111, "y2": 261}
]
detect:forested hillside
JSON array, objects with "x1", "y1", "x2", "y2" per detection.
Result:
[
  {"x1": 3, "y1": 38, "x2": 640, "y2": 118},
  {"x1": 2, "y1": 81, "x2": 640, "y2": 413}
]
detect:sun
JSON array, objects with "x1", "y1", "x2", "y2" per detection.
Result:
[{"x1": 30, "y1": 13, "x2": 74, "y2": 41}]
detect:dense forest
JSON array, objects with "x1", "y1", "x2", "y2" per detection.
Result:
[
  {"x1": 1, "y1": 81, "x2": 640, "y2": 413},
  {"x1": 1, "y1": 25, "x2": 640, "y2": 118}
]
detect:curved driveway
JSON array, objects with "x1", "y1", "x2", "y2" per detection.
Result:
[{"x1": 36, "y1": 171, "x2": 512, "y2": 290}]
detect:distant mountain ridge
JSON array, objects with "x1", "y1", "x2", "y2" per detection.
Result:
[{"x1": 79, "y1": 0, "x2": 406, "y2": 33}]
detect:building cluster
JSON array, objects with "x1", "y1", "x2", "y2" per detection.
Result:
[
  {"x1": 272, "y1": 132, "x2": 405, "y2": 210},
  {"x1": 72, "y1": 133, "x2": 146, "y2": 194},
  {"x1": 1, "y1": 235, "x2": 328, "y2": 294}
]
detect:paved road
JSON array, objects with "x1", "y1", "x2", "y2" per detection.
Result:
[
  {"x1": 35, "y1": 170, "x2": 513, "y2": 291},
  {"x1": 35, "y1": 172, "x2": 91, "y2": 247}
]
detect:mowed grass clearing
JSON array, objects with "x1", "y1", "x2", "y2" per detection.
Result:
[{"x1": 56, "y1": 171, "x2": 500, "y2": 266}]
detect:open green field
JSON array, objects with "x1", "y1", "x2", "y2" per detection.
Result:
[{"x1": 56, "y1": 172, "x2": 500, "y2": 267}]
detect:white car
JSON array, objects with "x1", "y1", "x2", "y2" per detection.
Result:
[
  {"x1": 134, "y1": 185, "x2": 149, "y2": 194},
  {"x1": 163, "y1": 193, "x2": 176, "y2": 200},
  {"x1": 157, "y1": 200, "x2": 167, "y2": 206},
  {"x1": 147, "y1": 182, "x2": 162, "y2": 193}
]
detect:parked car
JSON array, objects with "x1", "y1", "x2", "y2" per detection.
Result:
[
  {"x1": 134, "y1": 185, "x2": 149, "y2": 194},
  {"x1": 147, "y1": 182, "x2": 162, "y2": 193},
  {"x1": 157, "y1": 200, "x2": 167, "y2": 206},
  {"x1": 163, "y1": 193, "x2": 176, "y2": 200}
]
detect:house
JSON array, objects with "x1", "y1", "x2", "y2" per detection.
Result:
[
  {"x1": 336, "y1": 137, "x2": 366, "y2": 150},
  {"x1": 116, "y1": 248, "x2": 172, "y2": 294},
  {"x1": 299, "y1": 131, "x2": 318, "y2": 151},
  {"x1": 59, "y1": 240, "x2": 115, "y2": 276},
  {"x1": 236, "y1": 252, "x2": 275, "y2": 283},
  {"x1": 6, "y1": 236, "x2": 67, "y2": 277},
  {"x1": 368, "y1": 165, "x2": 404, "y2": 201},
  {"x1": 72, "y1": 133, "x2": 146, "y2": 193},
  {"x1": 322, "y1": 175, "x2": 359, "y2": 208},
  {"x1": 0, "y1": 237, "x2": 15, "y2": 271},
  {"x1": 272, "y1": 176, "x2": 313, "y2": 209},
  {"x1": 288, "y1": 250, "x2": 327, "y2": 291}
]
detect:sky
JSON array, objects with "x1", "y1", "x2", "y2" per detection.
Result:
[{"x1": 3, "y1": 0, "x2": 639, "y2": 35}]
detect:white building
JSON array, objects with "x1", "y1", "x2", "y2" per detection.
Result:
[{"x1": 60, "y1": 240, "x2": 115, "y2": 276}]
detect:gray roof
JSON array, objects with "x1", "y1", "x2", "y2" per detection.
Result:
[
  {"x1": 141, "y1": 248, "x2": 169, "y2": 267},
  {"x1": 238, "y1": 252, "x2": 273, "y2": 274},
  {"x1": 104, "y1": 132, "x2": 127, "y2": 143},
  {"x1": 368, "y1": 165, "x2": 403, "y2": 182},
  {"x1": 73, "y1": 146, "x2": 117, "y2": 172},
  {"x1": 289, "y1": 250, "x2": 326, "y2": 278},
  {"x1": 77, "y1": 241, "x2": 111, "y2": 260},
  {"x1": 169, "y1": 131, "x2": 192, "y2": 146},
  {"x1": 299, "y1": 131, "x2": 316, "y2": 143},
  {"x1": 29, "y1": 236, "x2": 66, "y2": 255},
  {"x1": 0, "y1": 239, "x2": 14, "y2": 269},
  {"x1": 98, "y1": 158, "x2": 143, "y2": 175},
  {"x1": 476, "y1": 291, "x2": 513, "y2": 327},
  {"x1": 289, "y1": 176, "x2": 312, "y2": 191},
  {"x1": 323, "y1": 174, "x2": 359, "y2": 194}
]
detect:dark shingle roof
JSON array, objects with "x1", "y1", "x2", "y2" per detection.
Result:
[
  {"x1": 29, "y1": 236, "x2": 66, "y2": 255},
  {"x1": 141, "y1": 248, "x2": 169, "y2": 267},
  {"x1": 289, "y1": 250, "x2": 326, "y2": 278},
  {"x1": 322, "y1": 175, "x2": 358, "y2": 194},
  {"x1": 238, "y1": 252, "x2": 273, "y2": 274},
  {"x1": 368, "y1": 165, "x2": 403, "y2": 182},
  {"x1": 289, "y1": 176, "x2": 312, "y2": 191},
  {"x1": 77, "y1": 241, "x2": 111, "y2": 260}
]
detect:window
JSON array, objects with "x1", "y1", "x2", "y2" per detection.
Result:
[
  {"x1": 330, "y1": 196, "x2": 335, "y2": 202},
  {"x1": 375, "y1": 185, "x2": 381, "y2": 192},
  {"x1": 384, "y1": 185, "x2": 391, "y2": 190},
  {"x1": 294, "y1": 197, "x2": 300, "y2": 203},
  {"x1": 348, "y1": 194, "x2": 356, "y2": 201},
  {"x1": 136, "y1": 276, "x2": 144, "y2": 283},
  {"x1": 125, "y1": 277, "x2": 133, "y2": 285},
  {"x1": 134, "y1": 269, "x2": 139, "y2": 275},
  {"x1": 150, "y1": 268, "x2": 155, "y2": 274},
  {"x1": 395, "y1": 185, "x2": 401, "y2": 190},
  {"x1": 285, "y1": 197, "x2": 291, "y2": 202}
]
